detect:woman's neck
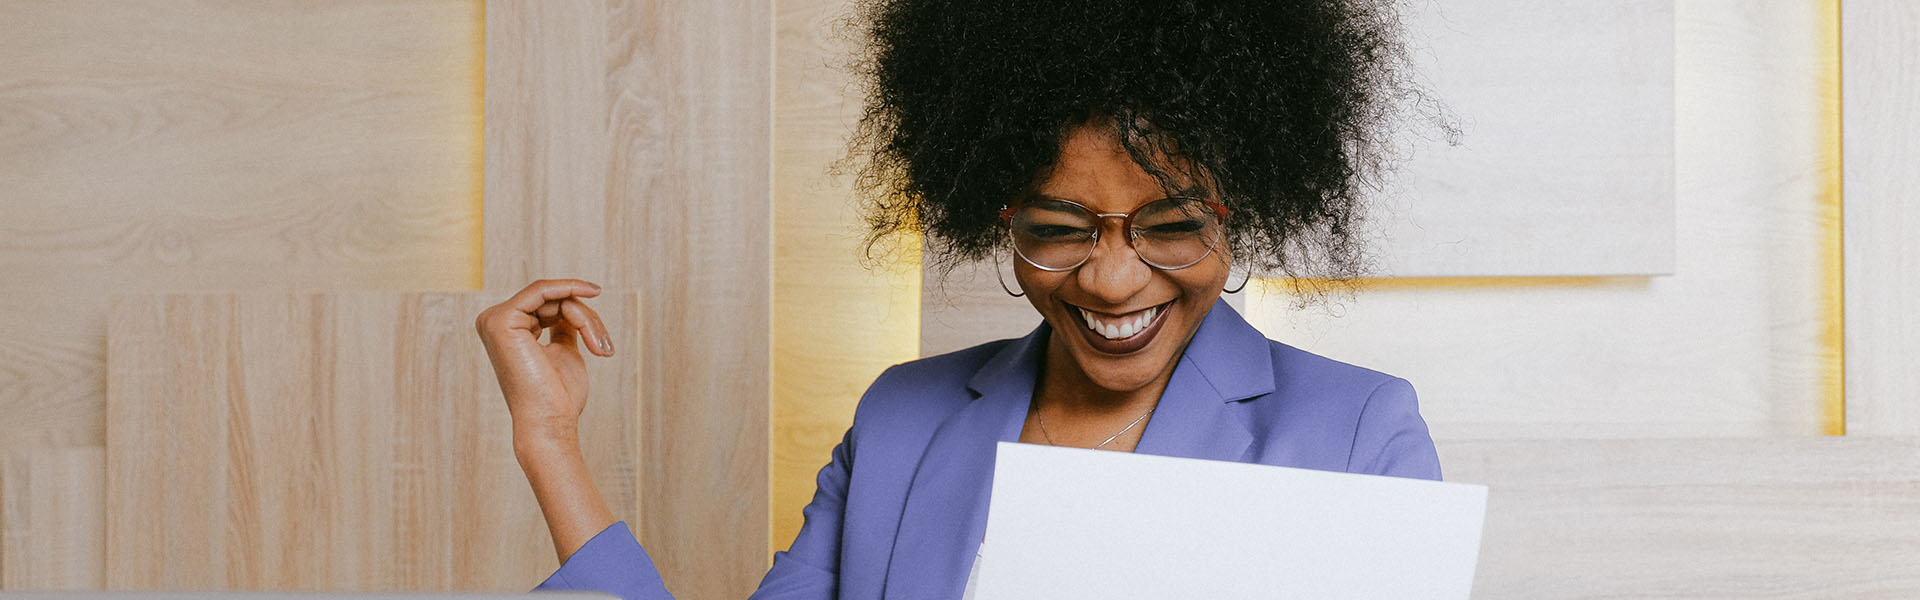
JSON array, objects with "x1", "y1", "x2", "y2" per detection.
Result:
[{"x1": 1034, "y1": 336, "x2": 1178, "y2": 418}]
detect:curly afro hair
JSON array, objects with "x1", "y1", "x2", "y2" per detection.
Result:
[{"x1": 847, "y1": 0, "x2": 1434, "y2": 288}]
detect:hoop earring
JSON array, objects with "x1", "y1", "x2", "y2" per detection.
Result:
[
  {"x1": 994, "y1": 251, "x2": 1025, "y2": 297},
  {"x1": 1223, "y1": 267, "x2": 1251, "y2": 295}
]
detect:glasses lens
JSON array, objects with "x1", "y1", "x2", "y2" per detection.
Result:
[
  {"x1": 1131, "y1": 197, "x2": 1224, "y2": 269},
  {"x1": 1009, "y1": 201, "x2": 1098, "y2": 270}
]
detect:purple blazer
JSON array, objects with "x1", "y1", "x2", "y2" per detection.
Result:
[{"x1": 536, "y1": 299, "x2": 1441, "y2": 599}]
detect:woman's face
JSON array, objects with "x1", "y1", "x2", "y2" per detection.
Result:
[{"x1": 1013, "y1": 124, "x2": 1230, "y2": 393}]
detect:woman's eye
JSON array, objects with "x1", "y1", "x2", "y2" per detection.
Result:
[
  {"x1": 1023, "y1": 224, "x2": 1093, "y2": 240},
  {"x1": 1141, "y1": 220, "x2": 1204, "y2": 235}
]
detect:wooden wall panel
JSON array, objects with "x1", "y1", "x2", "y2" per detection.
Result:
[
  {"x1": 482, "y1": 0, "x2": 613, "y2": 286},
  {"x1": 1446, "y1": 437, "x2": 1920, "y2": 597},
  {"x1": 772, "y1": 0, "x2": 923, "y2": 550},
  {"x1": 1244, "y1": 0, "x2": 1837, "y2": 440},
  {"x1": 0, "y1": 2, "x2": 482, "y2": 589},
  {"x1": 484, "y1": 1, "x2": 772, "y2": 596},
  {"x1": 1843, "y1": 0, "x2": 1920, "y2": 436},
  {"x1": 104, "y1": 293, "x2": 639, "y2": 591},
  {"x1": 0, "y1": 0, "x2": 483, "y2": 453},
  {"x1": 1, "y1": 448, "x2": 104, "y2": 590}
]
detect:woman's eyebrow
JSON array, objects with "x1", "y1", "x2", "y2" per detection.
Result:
[
  {"x1": 1027, "y1": 198, "x2": 1087, "y2": 216},
  {"x1": 1028, "y1": 195, "x2": 1082, "y2": 209},
  {"x1": 1168, "y1": 185, "x2": 1208, "y2": 199}
]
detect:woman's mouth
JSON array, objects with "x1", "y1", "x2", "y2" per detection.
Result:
[{"x1": 1068, "y1": 300, "x2": 1174, "y2": 355}]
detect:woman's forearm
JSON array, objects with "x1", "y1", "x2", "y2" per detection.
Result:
[{"x1": 515, "y1": 428, "x2": 617, "y2": 563}]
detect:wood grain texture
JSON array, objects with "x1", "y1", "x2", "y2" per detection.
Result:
[
  {"x1": 485, "y1": 1, "x2": 772, "y2": 596},
  {"x1": 1, "y1": 448, "x2": 105, "y2": 590},
  {"x1": 1446, "y1": 437, "x2": 1920, "y2": 598},
  {"x1": 0, "y1": 0, "x2": 483, "y2": 453},
  {"x1": 0, "y1": 2, "x2": 482, "y2": 589},
  {"x1": 482, "y1": 0, "x2": 612, "y2": 286},
  {"x1": 772, "y1": 0, "x2": 922, "y2": 550},
  {"x1": 104, "y1": 293, "x2": 638, "y2": 591},
  {"x1": 1842, "y1": 0, "x2": 1920, "y2": 436},
  {"x1": 1243, "y1": 1, "x2": 1836, "y2": 440}
]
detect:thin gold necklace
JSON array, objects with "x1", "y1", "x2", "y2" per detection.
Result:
[{"x1": 1036, "y1": 404, "x2": 1156, "y2": 450}]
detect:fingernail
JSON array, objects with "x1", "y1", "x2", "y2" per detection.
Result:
[{"x1": 600, "y1": 337, "x2": 613, "y2": 353}]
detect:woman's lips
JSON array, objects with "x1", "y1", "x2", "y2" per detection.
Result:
[{"x1": 1068, "y1": 301, "x2": 1173, "y2": 355}]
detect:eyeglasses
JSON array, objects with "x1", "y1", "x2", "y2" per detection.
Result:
[{"x1": 999, "y1": 196, "x2": 1229, "y2": 271}]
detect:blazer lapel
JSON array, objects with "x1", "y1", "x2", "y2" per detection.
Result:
[
  {"x1": 880, "y1": 326, "x2": 1044, "y2": 599},
  {"x1": 1133, "y1": 299, "x2": 1272, "y2": 461},
  {"x1": 879, "y1": 300, "x2": 1269, "y2": 597}
]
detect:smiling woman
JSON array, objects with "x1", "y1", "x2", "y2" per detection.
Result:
[
  {"x1": 476, "y1": 0, "x2": 1440, "y2": 598},
  {"x1": 1009, "y1": 125, "x2": 1233, "y2": 449}
]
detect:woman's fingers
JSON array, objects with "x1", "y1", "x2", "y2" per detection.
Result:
[
  {"x1": 559, "y1": 298, "x2": 613, "y2": 356},
  {"x1": 476, "y1": 280, "x2": 615, "y2": 360},
  {"x1": 504, "y1": 279, "x2": 602, "y2": 314},
  {"x1": 546, "y1": 314, "x2": 579, "y2": 348},
  {"x1": 508, "y1": 297, "x2": 614, "y2": 357},
  {"x1": 474, "y1": 278, "x2": 614, "y2": 450}
]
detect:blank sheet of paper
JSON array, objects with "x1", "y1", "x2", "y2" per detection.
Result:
[{"x1": 977, "y1": 443, "x2": 1488, "y2": 599}]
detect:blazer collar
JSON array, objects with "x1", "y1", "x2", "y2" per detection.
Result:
[
  {"x1": 1132, "y1": 298, "x2": 1268, "y2": 460},
  {"x1": 882, "y1": 299, "x2": 1270, "y2": 598},
  {"x1": 882, "y1": 329, "x2": 1038, "y2": 598}
]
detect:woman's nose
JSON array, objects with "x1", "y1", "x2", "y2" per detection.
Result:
[{"x1": 1075, "y1": 229, "x2": 1152, "y2": 305}]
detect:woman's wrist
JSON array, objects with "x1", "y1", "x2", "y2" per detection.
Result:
[
  {"x1": 513, "y1": 422, "x2": 582, "y2": 464},
  {"x1": 510, "y1": 422, "x2": 615, "y2": 562}
]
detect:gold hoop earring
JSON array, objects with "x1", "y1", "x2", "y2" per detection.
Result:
[
  {"x1": 1224, "y1": 267, "x2": 1251, "y2": 294},
  {"x1": 995, "y1": 251, "x2": 1025, "y2": 297}
]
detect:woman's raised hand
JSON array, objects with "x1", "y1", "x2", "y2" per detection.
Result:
[
  {"x1": 475, "y1": 279, "x2": 621, "y2": 560},
  {"x1": 475, "y1": 278, "x2": 615, "y2": 443}
]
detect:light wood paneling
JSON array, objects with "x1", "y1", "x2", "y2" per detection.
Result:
[
  {"x1": 1, "y1": 448, "x2": 104, "y2": 590},
  {"x1": 483, "y1": 0, "x2": 612, "y2": 286},
  {"x1": 1245, "y1": 1, "x2": 1836, "y2": 440},
  {"x1": 0, "y1": 0, "x2": 484, "y2": 453},
  {"x1": 104, "y1": 293, "x2": 638, "y2": 591},
  {"x1": 1843, "y1": 0, "x2": 1920, "y2": 436},
  {"x1": 0, "y1": 1, "x2": 482, "y2": 589},
  {"x1": 772, "y1": 0, "x2": 923, "y2": 550},
  {"x1": 484, "y1": 1, "x2": 772, "y2": 595},
  {"x1": 1446, "y1": 437, "x2": 1920, "y2": 597}
]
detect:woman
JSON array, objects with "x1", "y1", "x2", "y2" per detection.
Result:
[{"x1": 475, "y1": 0, "x2": 1439, "y2": 598}]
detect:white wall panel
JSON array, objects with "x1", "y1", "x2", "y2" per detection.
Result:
[
  {"x1": 1447, "y1": 437, "x2": 1920, "y2": 598},
  {"x1": 1843, "y1": 0, "x2": 1920, "y2": 436},
  {"x1": 1246, "y1": 0, "x2": 1834, "y2": 439},
  {"x1": 1386, "y1": 0, "x2": 1675, "y2": 277}
]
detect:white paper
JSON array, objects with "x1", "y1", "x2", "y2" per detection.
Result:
[{"x1": 976, "y1": 443, "x2": 1488, "y2": 599}]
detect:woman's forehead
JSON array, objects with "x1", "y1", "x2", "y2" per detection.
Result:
[{"x1": 1035, "y1": 125, "x2": 1209, "y2": 213}]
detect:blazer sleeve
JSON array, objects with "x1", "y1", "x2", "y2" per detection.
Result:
[
  {"x1": 1346, "y1": 377, "x2": 1443, "y2": 480},
  {"x1": 534, "y1": 521, "x2": 673, "y2": 599},
  {"x1": 532, "y1": 431, "x2": 856, "y2": 600},
  {"x1": 749, "y1": 429, "x2": 855, "y2": 599}
]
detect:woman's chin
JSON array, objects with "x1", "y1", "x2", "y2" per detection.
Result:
[{"x1": 1069, "y1": 348, "x2": 1176, "y2": 393}]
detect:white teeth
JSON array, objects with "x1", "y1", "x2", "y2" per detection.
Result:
[{"x1": 1079, "y1": 305, "x2": 1162, "y2": 340}]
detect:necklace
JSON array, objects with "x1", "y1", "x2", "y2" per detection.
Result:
[{"x1": 1036, "y1": 404, "x2": 1156, "y2": 450}]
